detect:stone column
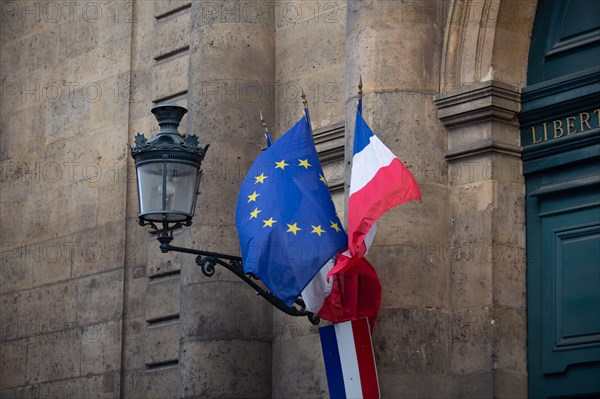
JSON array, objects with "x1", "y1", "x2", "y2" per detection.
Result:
[
  {"x1": 344, "y1": 1, "x2": 450, "y2": 396},
  {"x1": 434, "y1": 81, "x2": 526, "y2": 398},
  {"x1": 180, "y1": 1, "x2": 275, "y2": 397}
]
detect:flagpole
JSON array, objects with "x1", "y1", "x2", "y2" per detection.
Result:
[
  {"x1": 260, "y1": 109, "x2": 273, "y2": 147},
  {"x1": 301, "y1": 88, "x2": 313, "y2": 134},
  {"x1": 358, "y1": 75, "x2": 363, "y2": 113}
]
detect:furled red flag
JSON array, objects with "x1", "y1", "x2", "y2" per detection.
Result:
[{"x1": 302, "y1": 97, "x2": 420, "y2": 329}]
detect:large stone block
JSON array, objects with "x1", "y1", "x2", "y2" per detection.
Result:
[
  {"x1": 120, "y1": 317, "x2": 145, "y2": 371},
  {"x1": 0, "y1": 338, "x2": 27, "y2": 389},
  {"x1": 0, "y1": 247, "x2": 33, "y2": 294},
  {"x1": 493, "y1": 306, "x2": 527, "y2": 373},
  {"x1": 58, "y1": 18, "x2": 100, "y2": 60},
  {"x1": 154, "y1": 1, "x2": 192, "y2": 18},
  {"x1": 1, "y1": 28, "x2": 58, "y2": 78},
  {"x1": 377, "y1": 373, "x2": 452, "y2": 399},
  {"x1": 450, "y1": 258, "x2": 493, "y2": 310},
  {"x1": 0, "y1": 384, "x2": 39, "y2": 399},
  {"x1": 189, "y1": 24, "x2": 274, "y2": 83},
  {"x1": 77, "y1": 269, "x2": 123, "y2": 325},
  {"x1": 494, "y1": 369, "x2": 528, "y2": 399},
  {"x1": 81, "y1": 320, "x2": 122, "y2": 375},
  {"x1": 367, "y1": 246, "x2": 448, "y2": 309},
  {"x1": 451, "y1": 372, "x2": 494, "y2": 398},
  {"x1": 0, "y1": 105, "x2": 46, "y2": 173},
  {"x1": 145, "y1": 366, "x2": 179, "y2": 399},
  {"x1": 272, "y1": 331, "x2": 327, "y2": 399},
  {"x1": 18, "y1": 281, "x2": 78, "y2": 339},
  {"x1": 145, "y1": 274, "x2": 180, "y2": 322},
  {"x1": 9, "y1": 179, "x2": 98, "y2": 247},
  {"x1": 450, "y1": 307, "x2": 494, "y2": 375},
  {"x1": 71, "y1": 222, "x2": 127, "y2": 279},
  {"x1": 0, "y1": 293, "x2": 20, "y2": 341},
  {"x1": 275, "y1": 5, "x2": 345, "y2": 79},
  {"x1": 179, "y1": 339, "x2": 271, "y2": 398},
  {"x1": 38, "y1": 373, "x2": 120, "y2": 399},
  {"x1": 153, "y1": 10, "x2": 190, "y2": 60},
  {"x1": 275, "y1": 72, "x2": 345, "y2": 133},
  {"x1": 373, "y1": 307, "x2": 450, "y2": 374},
  {"x1": 26, "y1": 328, "x2": 82, "y2": 384},
  {"x1": 180, "y1": 280, "x2": 271, "y2": 341},
  {"x1": 152, "y1": 54, "x2": 189, "y2": 102},
  {"x1": 144, "y1": 320, "x2": 179, "y2": 366}
]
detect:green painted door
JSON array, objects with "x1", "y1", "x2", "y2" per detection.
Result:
[{"x1": 520, "y1": 0, "x2": 600, "y2": 397}]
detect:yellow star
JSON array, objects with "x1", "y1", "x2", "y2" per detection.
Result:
[
  {"x1": 249, "y1": 208, "x2": 262, "y2": 219},
  {"x1": 275, "y1": 160, "x2": 289, "y2": 170},
  {"x1": 319, "y1": 174, "x2": 327, "y2": 185},
  {"x1": 263, "y1": 217, "x2": 277, "y2": 228},
  {"x1": 286, "y1": 223, "x2": 302, "y2": 235},
  {"x1": 247, "y1": 191, "x2": 260, "y2": 203},
  {"x1": 311, "y1": 225, "x2": 325, "y2": 236},
  {"x1": 298, "y1": 159, "x2": 311, "y2": 169},
  {"x1": 330, "y1": 221, "x2": 341, "y2": 232},
  {"x1": 254, "y1": 173, "x2": 268, "y2": 184}
]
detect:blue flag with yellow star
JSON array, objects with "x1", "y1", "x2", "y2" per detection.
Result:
[{"x1": 236, "y1": 114, "x2": 347, "y2": 307}]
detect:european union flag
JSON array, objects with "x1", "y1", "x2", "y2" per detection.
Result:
[{"x1": 236, "y1": 114, "x2": 348, "y2": 307}]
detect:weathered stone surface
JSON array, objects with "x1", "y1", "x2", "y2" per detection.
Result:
[
  {"x1": 179, "y1": 340, "x2": 271, "y2": 398},
  {"x1": 81, "y1": 320, "x2": 122, "y2": 375},
  {"x1": 145, "y1": 366, "x2": 179, "y2": 399},
  {"x1": 0, "y1": 293, "x2": 20, "y2": 341},
  {"x1": 152, "y1": 54, "x2": 189, "y2": 102},
  {"x1": 373, "y1": 307, "x2": 450, "y2": 375},
  {"x1": 144, "y1": 321, "x2": 179, "y2": 366},
  {"x1": 153, "y1": 10, "x2": 190, "y2": 60},
  {"x1": 18, "y1": 281, "x2": 78, "y2": 339},
  {"x1": 180, "y1": 280, "x2": 271, "y2": 342},
  {"x1": 77, "y1": 269, "x2": 124, "y2": 325},
  {"x1": 26, "y1": 328, "x2": 82, "y2": 384},
  {"x1": 450, "y1": 307, "x2": 494, "y2": 375},
  {"x1": 154, "y1": 1, "x2": 192, "y2": 18},
  {"x1": 38, "y1": 373, "x2": 120, "y2": 399},
  {"x1": 272, "y1": 331, "x2": 328, "y2": 399},
  {"x1": 377, "y1": 373, "x2": 452, "y2": 399},
  {"x1": 146, "y1": 274, "x2": 180, "y2": 322},
  {"x1": 0, "y1": 338, "x2": 27, "y2": 389}
]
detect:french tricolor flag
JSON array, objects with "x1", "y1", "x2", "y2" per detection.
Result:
[
  {"x1": 346, "y1": 100, "x2": 421, "y2": 257},
  {"x1": 301, "y1": 98, "x2": 419, "y2": 326},
  {"x1": 326, "y1": 100, "x2": 421, "y2": 279},
  {"x1": 319, "y1": 318, "x2": 380, "y2": 399}
]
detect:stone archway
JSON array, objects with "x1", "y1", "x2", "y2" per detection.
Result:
[{"x1": 435, "y1": 0, "x2": 537, "y2": 396}]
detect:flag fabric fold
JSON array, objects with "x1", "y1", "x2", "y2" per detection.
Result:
[
  {"x1": 327, "y1": 103, "x2": 421, "y2": 278},
  {"x1": 304, "y1": 99, "x2": 420, "y2": 329},
  {"x1": 236, "y1": 115, "x2": 347, "y2": 307}
]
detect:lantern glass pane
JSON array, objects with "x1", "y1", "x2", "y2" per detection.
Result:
[
  {"x1": 137, "y1": 162, "x2": 164, "y2": 220},
  {"x1": 165, "y1": 162, "x2": 198, "y2": 217}
]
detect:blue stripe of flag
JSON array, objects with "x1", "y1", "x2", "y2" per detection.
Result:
[
  {"x1": 353, "y1": 104, "x2": 374, "y2": 156},
  {"x1": 319, "y1": 325, "x2": 346, "y2": 399}
]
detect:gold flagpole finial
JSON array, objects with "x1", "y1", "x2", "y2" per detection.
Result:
[
  {"x1": 260, "y1": 110, "x2": 268, "y2": 133},
  {"x1": 301, "y1": 88, "x2": 308, "y2": 110},
  {"x1": 358, "y1": 75, "x2": 363, "y2": 100}
]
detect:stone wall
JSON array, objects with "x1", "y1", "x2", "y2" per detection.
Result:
[
  {"x1": 1, "y1": 0, "x2": 534, "y2": 398},
  {"x1": 1, "y1": 0, "x2": 132, "y2": 396}
]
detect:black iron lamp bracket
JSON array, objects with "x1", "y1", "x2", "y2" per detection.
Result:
[{"x1": 159, "y1": 242, "x2": 320, "y2": 325}]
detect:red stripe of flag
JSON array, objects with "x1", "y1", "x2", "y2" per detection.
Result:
[{"x1": 352, "y1": 319, "x2": 380, "y2": 398}]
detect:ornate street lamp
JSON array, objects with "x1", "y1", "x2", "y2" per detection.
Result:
[{"x1": 130, "y1": 104, "x2": 318, "y2": 324}]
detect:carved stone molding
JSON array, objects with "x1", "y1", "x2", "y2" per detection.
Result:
[{"x1": 434, "y1": 80, "x2": 522, "y2": 161}]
